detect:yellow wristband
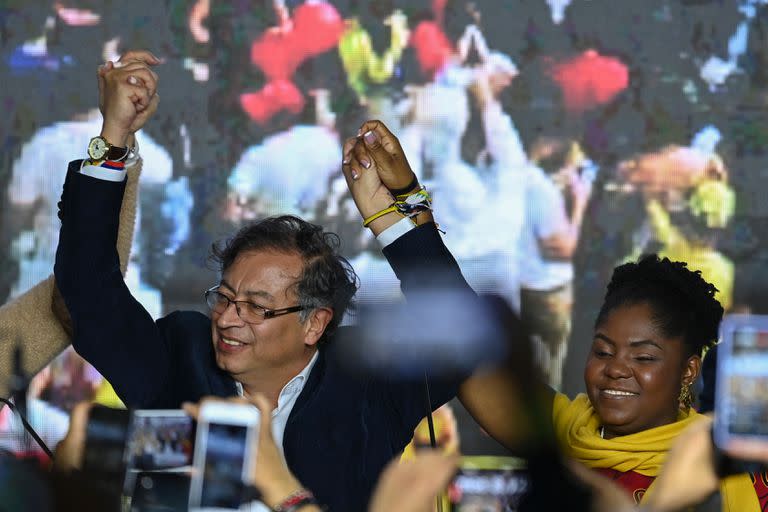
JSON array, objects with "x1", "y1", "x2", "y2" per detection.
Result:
[{"x1": 362, "y1": 205, "x2": 399, "y2": 228}]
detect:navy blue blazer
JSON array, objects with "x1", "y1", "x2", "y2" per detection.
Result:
[{"x1": 55, "y1": 161, "x2": 473, "y2": 511}]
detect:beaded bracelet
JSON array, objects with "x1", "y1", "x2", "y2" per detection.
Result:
[{"x1": 273, "y1": 489, "x2": 320, "y2": 512}]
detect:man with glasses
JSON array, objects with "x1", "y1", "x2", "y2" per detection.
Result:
[{"x1": 54, "y1": 50, "x2": 472, "y2": 511}]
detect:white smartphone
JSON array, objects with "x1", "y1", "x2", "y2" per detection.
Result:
[
  {"x1": 714, "y1": 314, "x2": 768, "y2": 451},
  {"x1": 188, "y1": 401, "x2": 260, "y2": 511}
]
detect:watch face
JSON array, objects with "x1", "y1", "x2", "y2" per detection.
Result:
[{"x1": 88, "y1": 137, "x2": 108, "y2": 160}]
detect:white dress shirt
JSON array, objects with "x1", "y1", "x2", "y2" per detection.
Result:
[
  {"x1": 234, "y1": 351, "x2": 318, "y2": 512},
  {"x1": 233, "y1": 350, "x2": 318, "y2": 457}
]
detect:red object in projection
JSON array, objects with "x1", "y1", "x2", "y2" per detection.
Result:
[
  {"x1": 243, "y1": 1, "x2": 343, "y2": 124},
  {"x1": 292, "y1": 0, "x2": 344, "y2": 56},
  {"x1": 432, "y1": 0, "x2": 448, "y2": 24},
  {"x1": 410, "y1": 21, "x2": 454, "y2": 79},
  {"x1": 547, "y1": 49, "x2": 629, "y2": 113},
  {"x1": 240, "y1": 79, "x2": 305, "y2": 125},
  {"x1": 251, "y1": 29, "x2": 303, "y2": 80}
]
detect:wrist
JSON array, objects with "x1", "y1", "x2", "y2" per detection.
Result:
[
  {"x1": 388, "y1": 174, "x2": 419, "y2": 197},
  {"x1": 125, "y1": 132, "x2": 136, "y2": 150},
  {"x1": 100, "y1": 123, "x2": 130, "y2": 148},
  {"x1": 367, "y1": 211, "x2": 405, "y2": 236},
  {"x1": 363, "y1": 185, "x2": 434, "y2": 235},
  {"x1": 260, "y1": 477, "x2": 304, "y2": 509},
  {"x1": 409, "y1": 210, "x2": 434, "y2": 226},
  {"x1": 269, "y1": 487, "x2": 320, "y2": 512}
]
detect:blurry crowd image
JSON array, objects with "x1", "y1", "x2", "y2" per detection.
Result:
[{"x1": 2, "y1": 0, "x2": 768, "y2": 462}]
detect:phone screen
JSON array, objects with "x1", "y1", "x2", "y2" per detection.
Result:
[
  {"x1": 198, "y1": 422, "x2": 250, "y2": 509},
  {"x1": 126, "y1": 411, "x2": 195, "y2": 470},
  {"x1": 446, "y1": 456, "x2": 528, "y2": 512},
  {"x1": 122, "y1": 410, "x2": 195, "y2": 497},
  {"x1": 715, "y1": 315, "x2": 768, "y2": 447}
]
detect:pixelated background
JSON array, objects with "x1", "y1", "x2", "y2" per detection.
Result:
[{"x1": 2, "y1": 0, "x2": 768, "y2": 457}]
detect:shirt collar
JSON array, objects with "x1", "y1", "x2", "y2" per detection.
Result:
[{"x1": 235, "y1": 350, "x2": 319, "y2": 414}]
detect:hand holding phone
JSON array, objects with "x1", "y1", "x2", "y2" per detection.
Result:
[
  {"x1": 188, "y1": 401, "x2": 260, "y2": 510},
  {"x1": 246, "y1": 393, "x2": 308, "y2": 510},
  {"x1": 714, "y1": 314, "x2": 768, "y2": 456}
]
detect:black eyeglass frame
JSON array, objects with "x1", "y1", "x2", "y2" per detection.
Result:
[{"x1": 204, "y1": 286, "x2": 307, "y2": 324}]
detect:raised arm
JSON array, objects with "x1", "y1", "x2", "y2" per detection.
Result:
[
  {"x1": 339, "y1": 121, "x2": 479, "y2": 443},
  {"x1": 342, "y1": 121, "x2": 557, "y2": 453},
  {"x1": 54, "y1": 50, "x2": 168, "y2": 407}
]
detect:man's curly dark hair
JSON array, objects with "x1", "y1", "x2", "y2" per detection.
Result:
[
  {"x1": 210, "y1": 215, "x2": 359, "y2": 346},
  {"x1": 595, "y1": 254, "x2": 723, "y2": 357}
]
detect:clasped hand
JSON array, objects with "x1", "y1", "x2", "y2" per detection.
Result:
[
  {"x1": 341, "y1": 120, "x2": 431, "y2": 235},
  {"x1": 98, "y1": 50, "x2": 161, "y2": 147}
]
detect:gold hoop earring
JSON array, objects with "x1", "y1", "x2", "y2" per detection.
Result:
[{"x1": 679, "y1": 383, "x2": 694, "y2": 410}]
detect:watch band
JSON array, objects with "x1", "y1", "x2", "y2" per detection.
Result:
[{"x1": 106, "y1": 144, "x2": 130, "y2": 162}]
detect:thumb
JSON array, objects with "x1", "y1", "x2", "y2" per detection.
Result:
[
  {"x1": 251, "y1": 393, "x2": 274, "y2": 440},
  {"x1": 68, "y1": 401, "x2": 93, "y2": 443},
  {"x1": 55, "y1": 401, "x2": 93, "y2": 472}
]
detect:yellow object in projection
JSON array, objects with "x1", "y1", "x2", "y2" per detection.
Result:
[{"x1": 338, "y1": 12, "x2": 409, "y2": 100}]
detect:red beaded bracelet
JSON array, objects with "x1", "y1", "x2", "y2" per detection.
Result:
[{"x1": 273, "y1": 489, "x2": 319, "y2": 512}]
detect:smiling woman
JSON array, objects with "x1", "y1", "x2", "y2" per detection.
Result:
[
  {"x1": 584, "y1": 256, "x2": 721, "y2": 440},
  {"x1": 549, "y1": 256, "x2": 727, "y2": 500},
  {"x1": 586, "y1": 303, "x2": 693, "y2": 438},
  {"x1": 460, "y1": 255, "x2": 762, "y2": 509}
]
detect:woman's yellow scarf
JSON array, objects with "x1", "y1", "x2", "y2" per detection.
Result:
[{"x1": 552, "y1": 393, "x2": 758, "y2": 510}]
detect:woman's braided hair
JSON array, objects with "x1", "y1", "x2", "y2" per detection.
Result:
[{"x1": 595, "y1": 254, "x2": 723, "y2": 357}]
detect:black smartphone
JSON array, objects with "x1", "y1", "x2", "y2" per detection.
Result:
[{"x1": 82, "y1": 405, "x2": 132, "y2": 490}]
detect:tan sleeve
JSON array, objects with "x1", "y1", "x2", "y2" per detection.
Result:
[{"x1": 0, "y1": 160, "x2": 142, "y2": 398}]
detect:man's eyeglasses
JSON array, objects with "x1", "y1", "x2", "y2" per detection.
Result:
[{"x1": 204, "y1": 286, "x2": 306, "y2": 324}]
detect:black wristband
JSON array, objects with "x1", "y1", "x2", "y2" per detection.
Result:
[{"x1": 389, "y1": 175, "x2": 419, "y2": 197}]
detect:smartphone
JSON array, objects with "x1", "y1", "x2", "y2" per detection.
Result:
[
  {"x1": 126, "y1": 410, "x2": 195, "y2": 471},
  {"x1": 446, "y1": 456, "x2": 528, "y2": 512},
  {"x1": 714, "y1": 314, "x2": 768, "y2": 451},
  {"x1": 82, "y1": 406, "x2": 132, "y2": 491},
  {"x1": 188, "y1": 401, "x2": 260, "y2": 511},
  {"x1": 123, "y1": 409, "x2": 195, "y2": 498}
]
